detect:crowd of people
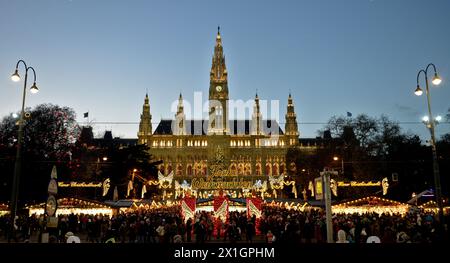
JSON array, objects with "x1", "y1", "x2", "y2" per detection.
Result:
[
  {"x1": 259, "y1": 207, "x2": 449, "y2": 243},
  {"x1": 0, "y1": 205, "x2": 448, "y2": 243}
]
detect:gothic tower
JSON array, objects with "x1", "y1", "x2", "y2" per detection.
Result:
[
  {"x1": 285, "y1": 93, "x2": 299, "y2": 145},
  {"x1": 208, "y1": 27, "x2": 229, "y2": 135},
  {"x1": 251, "y1": 92, "x2": 263, "y2": 135},
  {"x1": 174, "y1": 93, "x2": 187, "y2": 135},
  {"x1": 138, "y1": 93, "x2": 152, "y2": 144}
]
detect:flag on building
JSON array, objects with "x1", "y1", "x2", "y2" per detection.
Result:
[
  {"x1": 127, "y1": 181, "x2": 133, "y2": 197},
  {"x1": 84, "y1": 112, "x2": 89, "y2": 118},
  {"x1": 347, "y1": 112, "x2": 352, "y2": 117}
]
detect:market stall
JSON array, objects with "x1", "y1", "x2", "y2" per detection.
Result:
[
  {"x1": 332, "y1": 196, "x2": 410, "y2": 215},
  {"x1": 105, "y1": 199, "x2": 179, "y2": 213},
  {"x1": 418, "y1": 200, "x2": 450, "y2": 215},
  {"x1": 27, "y1": 197, "x2": 114, "y2": 217}
]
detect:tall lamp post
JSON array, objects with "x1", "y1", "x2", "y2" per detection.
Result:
[
  {"x1": 9, "y1": 60, "x2": 39, "y2": 237},
  {"x1": 333, "y1": 156, "x2": 344, "y2": 175},
  {"x1": 414, "y1": 63, "x2": 444, "y2": 225}
]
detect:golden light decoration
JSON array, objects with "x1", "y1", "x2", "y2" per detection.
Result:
[{"x1": 332, "y1": 196, "x2": 410, "y2": 216}]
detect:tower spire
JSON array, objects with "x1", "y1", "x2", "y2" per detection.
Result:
[
  {"x1": 138, "y1": 93, "x2": 152, "y2": 144},
  {"x1": 285, "y1": 93, "x2": 299, "y2": 139},
  {"x1": 174, "y1": 93, "x2": 186, "y2": 135},
  {"x1": 211, "y1": 27, "x2": 227, "y2": 82},
  {"x1": 208, "y1": 28, "x2": 229, "y2": 135},
  {"x1": 252, "y1": 92, "x2": 263, "y2": 135}
]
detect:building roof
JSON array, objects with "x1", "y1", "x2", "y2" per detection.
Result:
[{"x1": 153, "y1": 119, "x2": 284, "y2": 136}]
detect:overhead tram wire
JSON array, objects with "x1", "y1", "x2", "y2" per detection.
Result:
[{"x1": 76, "y1": 121, "x2": 450, "y2": 125}]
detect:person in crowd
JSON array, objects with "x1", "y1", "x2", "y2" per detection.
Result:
[
  {"x1": 336, "y1": 229, "x2": 349, "y2": 243},
  {"x1": 186, "y1": 218, "x2": 192, "y2": 242},
  {"x1": 246, "y1": 219, "x2": 255, "y2": 243},
  {"x1": 0, "y1": 205, "x2": 448, "y2": 244},
  {"x1": 65, "y1": 231, "x2": 81, "y2": 243}
]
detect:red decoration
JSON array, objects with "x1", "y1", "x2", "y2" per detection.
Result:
[
  {"x1": 181, "y1": 197, "x2": 196, "y2": 221},
  {"x1": 246, "y1": 198, "x2": 262, "y2": 218},
  {"x1": 214, "y1": 196, "x2": 229, "y2": 222}
]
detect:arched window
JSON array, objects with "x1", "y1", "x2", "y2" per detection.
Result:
[
  {"x1": 255, "y1": 163, "x2": 262, "y2": 176},
  {"x1": 230, "y1": 163, "x2": 237, "y2": 175},
  {"x1": 272, "y1": 163, "x2": 279, "y2": 175},
  {"x1": 238, "y1": 163, "x2": 244, "y2": 175},
  {"x1": 265, "y1": 163, "x2": 272, "y2": 176},
  {"x1": 202, "y1": 163, "x2": 207, "y2": 176},
  {"x1": 187, "y1": 164, "x2": 193, "y2": 176},
  {"x1": 280, "y1": 163, "x2": 286, "y2": 175},
  {"x1": 245, "y1": 163, "x2": 252, "y2": 175},
  {"x1": 176, "y1": 164, "x2": 183, "y2": 176}
]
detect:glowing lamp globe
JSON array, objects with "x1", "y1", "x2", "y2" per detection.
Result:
[
  {"x1": 432, "y1": 74, "x2": 442, "y2": 85},
  {"x1": 414, "y1": 86, "x2": 423, "y2": 96},
  {"x1": 11, "y1": 70, "x2": 20, "y2": 82}
]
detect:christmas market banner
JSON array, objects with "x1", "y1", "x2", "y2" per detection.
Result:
[
  {"x1": 213, "y1": 196, "x2": 229, "y2": 222},
  {"x1": 246, "y1": 197, "x2": 262, "y2": 218},
  {"x1": 181, "y1": 197, "x2": 196, "y2": 221}
]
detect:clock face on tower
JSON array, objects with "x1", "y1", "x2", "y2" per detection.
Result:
[{"x1": 216, "y1": 85, "x2": 222, "y2": 92}]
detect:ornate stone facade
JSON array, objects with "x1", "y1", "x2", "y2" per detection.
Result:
[{"x1": 137, "y1": 29, "x2": 319, "y2": 184}]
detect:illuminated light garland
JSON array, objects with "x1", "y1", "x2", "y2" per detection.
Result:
[
  {"x1": 262, "y1": 201, "x2": 312, "y2": 212},
  {"x1": 29, "y1": 208, "x2": 113, "y2": 217},
  {"x1": 418, "y1": 201, "x2": 450, "y2": 214},
  {"x1": 332, "y1": 196, "x2": 410, "y2": 215},
  {"x1": 419, "y1": 201, "x2": 437, "y2": 209},
  {"x1": 27, "y1": 197, "x2": 113, "y2": 216}
]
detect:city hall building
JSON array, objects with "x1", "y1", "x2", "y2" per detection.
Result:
[{"x1": 137, "y1": 30, "x2": 322, "y2": 184}]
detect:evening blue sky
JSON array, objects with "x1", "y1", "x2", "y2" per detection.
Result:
[{"x1": 0, "y1": 0, "x2": 449, "y2": 140}]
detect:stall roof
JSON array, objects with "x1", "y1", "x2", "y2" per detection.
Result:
[
  {"x1": 333, "y1": 196, "x2": 408, "y2": 207},
  {"x1": 27, "y1": 197, "x2": 112, "y2": 209}
]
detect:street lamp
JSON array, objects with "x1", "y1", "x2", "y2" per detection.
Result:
[
  {"x1": 333, "y1": 156, "x2": 344, "y2": 175},
  {"x1": 9, "y1": 60, "x2": 38, "y2": 238},
  {"x1": 415, "y1": 63, "x2": 444, "y2": 226}
]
